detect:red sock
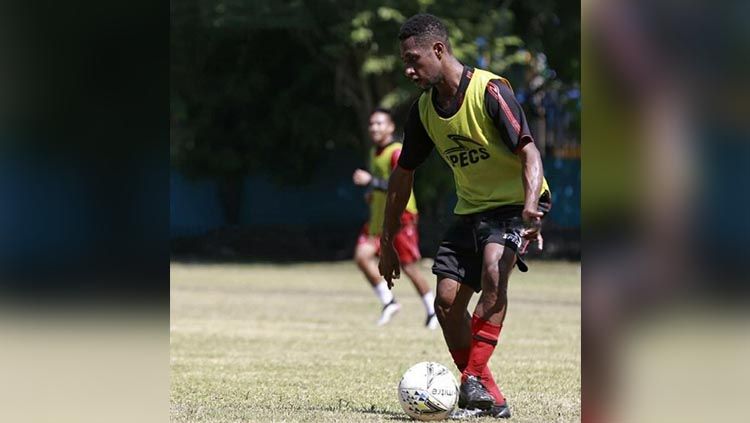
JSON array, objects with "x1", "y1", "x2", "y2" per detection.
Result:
[
  {"x1": 481, "y1": 366, "x2": 506, "y2": 405},
  {"x1": 463, "y1": 314, "x2": 502, "y2": 381},
  {"x1": 449, "y1": 348, "x2": 470, "y2": 373},
  {"x1": 452, "y1": 343, "x2": 505, "y2": 404}
]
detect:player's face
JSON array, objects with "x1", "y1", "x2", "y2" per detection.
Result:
[
  {"x1": 400, "y1": 36, "x2": 442, "y2": 89},
  {"x1": 368, "y1": 112, "x2": 394, "y2": 146}
]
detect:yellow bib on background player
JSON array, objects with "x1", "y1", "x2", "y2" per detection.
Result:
[
  {"x1": 369, "y1": 142, "x2": 418, "y2": 236},
  {"x1": 418, "y1": 69, "x2": 549, "y2": 215}
]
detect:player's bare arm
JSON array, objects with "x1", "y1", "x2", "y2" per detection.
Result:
[
  {"x1": 378, "y1": 165, "x2": 414, "y2": 288},
  {"x1": 354, "y1": 168, "x2": 390, "y2": 191},
  {"x1": 352, "y1": 169, "x2": 373, "y2": 186},
  {"x1": 518, "y1": 140, "x2": 544, "y2": 241}
]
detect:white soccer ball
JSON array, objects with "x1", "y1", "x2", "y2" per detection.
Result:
[{"x1": 398, "y1": 361, "x2": 459, "y2": 421}]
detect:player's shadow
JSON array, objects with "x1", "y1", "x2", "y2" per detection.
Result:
[
  {"x1": 356, "y1": 405, "x2": 411, "y2": 421},
  {"x1": 301, "y1": 402, "x2": 411, "y2": 421}
]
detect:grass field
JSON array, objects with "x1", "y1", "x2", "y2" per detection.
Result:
[{"x1": 171, "y1": 260, "x2": 580, "y2": 422}]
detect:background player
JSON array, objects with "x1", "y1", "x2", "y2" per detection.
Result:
[
  {"x1": 353, "y1": 108, "x2": 438, "y2": 328},
  {"x1": 379, "y1": 14, "x2": 552, "y2": 418}
]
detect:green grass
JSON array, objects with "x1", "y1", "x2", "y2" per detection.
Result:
[{"x1": 171, "y1": 260, "x2": 580, "y2": 422}]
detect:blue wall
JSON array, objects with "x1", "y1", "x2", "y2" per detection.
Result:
[
  {"x1": 170, "y1": 172, "x2": 226, "y2": 237},
  {"x1": 170, "y1": 152, "x2": 369, "y2": 237},
  {"x1": 170, "y1": 155, "x2": 580, "y2": 238},
  {"x1": 545, "y1": 157, "x2": 581, "y2": 227}
]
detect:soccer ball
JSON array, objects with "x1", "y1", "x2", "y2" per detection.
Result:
[{"x1": 398, "y1": 361, "x2": 459, "y2": 421}]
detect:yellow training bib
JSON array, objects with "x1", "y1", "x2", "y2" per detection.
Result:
[
  {"x1": 369, "y1": 142, "x2": 418, "y2": 235},
  {"x1": 418, "y1": 69, "x2": 549, "y2": 214}
]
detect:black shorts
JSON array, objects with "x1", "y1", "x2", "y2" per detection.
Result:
[{"x1": 431, "y1": 193, "x2": 551, "y2": 292}]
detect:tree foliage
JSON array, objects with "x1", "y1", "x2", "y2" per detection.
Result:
[{"x1": 171, "y1": 0, "x2": 579, "y2": 212}]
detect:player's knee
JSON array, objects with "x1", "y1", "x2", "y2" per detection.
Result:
[
  {"x1": 434, "y1": 294, "x2": 454, "y2": 322},
  {"x1": 435, "y1": 307, "x2": 448, "y2": 326},
  {"x1": 435, "y1": 295, "x2": 450, "y2": 315},
  {"x1": 353, "y1": 247, "x2": 372, "y2": 264}
]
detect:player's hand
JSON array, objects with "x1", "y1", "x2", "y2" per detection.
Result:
[
  {"x1": 378, "y1": 240, "x2": 401, "y2": 289},
  {"x1": 352, "y1": 169, "x2": 373, "y2": 186},
  {"x1": 519, "y1": 232, "x2": 543, "y2": 254},
  {"x1": 521, "y1": 208, "x2": 543, "y2": 240}
]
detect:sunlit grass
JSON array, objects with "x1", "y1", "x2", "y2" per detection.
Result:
[{"x1": 171, "y1": 260, "x2": 580, "y2": 422}]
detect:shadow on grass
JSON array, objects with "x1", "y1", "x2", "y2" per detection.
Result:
[
  {"x1": 355, "y1": 404, "x2": 411, "y2": 421},
  {"x1": 287, "y1": 400, "x2": 411, "y2": 421}
]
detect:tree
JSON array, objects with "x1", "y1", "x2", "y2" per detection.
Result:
[{"x1": 170, "y1": 0, "x2": 580, "y2": 222}]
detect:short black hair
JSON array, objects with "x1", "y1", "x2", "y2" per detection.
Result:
[
  {"x1": 371, "y1": 107, "x2": 394, "y2": 122},
  {"x1": 398, "y1": 13, "x2": 451, "y2": 51}
]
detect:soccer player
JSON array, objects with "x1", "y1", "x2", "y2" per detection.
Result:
[
  {"x1": 353, "y1": 108, "x2": 438, "y2": 329},
  {"x1": 378, "y1": 14, "x2": 552, "y2": 419}
]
